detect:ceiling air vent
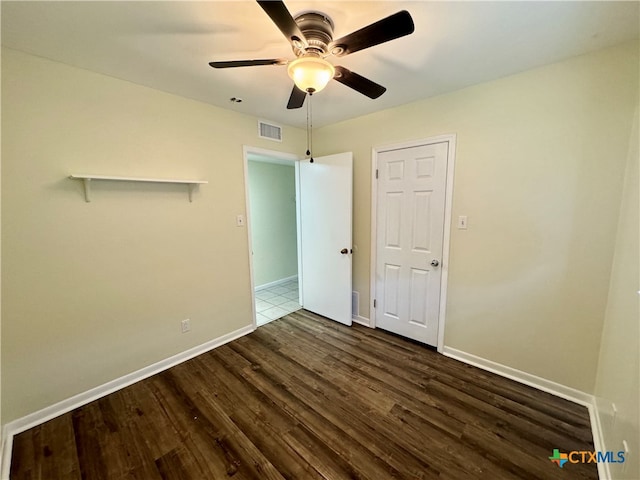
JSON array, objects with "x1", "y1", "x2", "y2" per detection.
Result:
[{"x1": 258, "y1": 120, "x2": 282, "y2": 142}]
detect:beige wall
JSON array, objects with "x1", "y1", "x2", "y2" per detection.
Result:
[
  {"x1": 594, "y1": 107, "x2": 639, "y2": 479},
  {"x1": 314, "y1": 42, "x2": 639, "y2": 393},
  {"x1": 1, "y1": 48, "x2": 304, "y2": 422},
  {"x1": 247, "y1": 160, "x2": 298, "y2": 287}
]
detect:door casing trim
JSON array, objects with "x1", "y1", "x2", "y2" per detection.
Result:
[{"x1": 370, "y1": 134, "x2": 457, "y2": 352}]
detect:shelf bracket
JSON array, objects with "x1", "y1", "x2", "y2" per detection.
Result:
[
  {"x1": 187, "y1": 183, "x2": 195, "y2": 203},
  {"x1": 82, "y1": 178, "x2": 92, "y2": 203}
]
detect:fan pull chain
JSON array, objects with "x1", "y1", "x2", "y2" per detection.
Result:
[
  {"x1": 306, "y1": 92, "x2": 314, "y2": 163},
  {"x1": 305, "y1": 96, "x2": 310, "y2": 157}
]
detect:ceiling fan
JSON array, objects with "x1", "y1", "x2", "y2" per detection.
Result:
[{"x1": 209, "y1": 0, "x2": 415, "y2": 109}]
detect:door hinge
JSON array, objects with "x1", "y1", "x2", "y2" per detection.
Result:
[
  {"x1": 375, "y1": 169, "x2": 379, "y2": 179},
  {"x1": 373, "y1": 299, "x2": 377, "y2": 308}
]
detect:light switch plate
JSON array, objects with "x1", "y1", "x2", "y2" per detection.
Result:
[{"x1": 457, "y1": 215, "x2": 468, "y2": 229}]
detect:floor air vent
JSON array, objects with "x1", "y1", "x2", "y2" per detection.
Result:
[
  {"x1": 352, "y1": 291, "x2": 359, "y2": 317},
  {"x1": 258, "y1": 121, "x2": 282, "y2": 142}
]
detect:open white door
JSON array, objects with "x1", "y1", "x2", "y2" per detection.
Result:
[{"x1": 297, "y1": 153, "x2": 353, "y2": 325}]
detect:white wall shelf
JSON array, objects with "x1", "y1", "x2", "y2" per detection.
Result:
[{"x1": 69, "y1": 175, "x2": 208, "y2": 202}]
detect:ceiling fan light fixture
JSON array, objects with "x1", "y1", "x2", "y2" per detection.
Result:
[{"x1": 287, "y1": 56, "x2": 335, "y2": 93}]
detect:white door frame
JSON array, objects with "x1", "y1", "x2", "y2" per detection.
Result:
[
  {"x1": 369, "y1": 134, "x2": 457, "y2": 352},
  {"x1": 242, "y1": 145, "x2": 300, "y2": 328}
]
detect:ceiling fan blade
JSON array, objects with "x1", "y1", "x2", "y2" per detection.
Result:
[
  {"x1": 257, "y1": 0, "x2": 308, "y2": 49},
  {"x1": 333, "y1": 66, "x2": 386, "y2": 99},
  {"x1": 209, "y1": 59, "x2": 287, "y2": 68},
  {"x1": 329, "y1": 10, "x2": 414, "y2": 57},
  {"x1": 287, "y1": 85, "x2": 307, "y2": 109}
]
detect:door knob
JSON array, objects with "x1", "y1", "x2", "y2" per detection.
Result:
[
  {"x1": 431, "y1": 259, "x2": 440, "y2": 267},
  {"x1": 340, "y1": 248, "x2": 349, "y2": 254}
]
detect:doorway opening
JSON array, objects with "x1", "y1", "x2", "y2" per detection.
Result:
[
  {"x1": 244, "y1": 147, "x2": 354, "y2": 328},
  {"x1": 244, "y1": 147, "x2": 302, "y2": 326}
]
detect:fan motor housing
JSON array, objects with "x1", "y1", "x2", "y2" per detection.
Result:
[{"x1": 292, "y1": 11, "x2": 334, "y2": 56}]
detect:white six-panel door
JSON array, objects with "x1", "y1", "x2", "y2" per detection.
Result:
[{"x1": 375, "y1": 142, "x2": 449, "y2": 345}]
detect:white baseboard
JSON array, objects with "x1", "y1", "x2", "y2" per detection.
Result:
[
  {"x1": 352, "y1": 315, "x2": 372, "y2": 327},
  {"x1": 0, "y1": 323, "x2": 255, "y2": 480},
  {"x1": 255, "y1": 275, "x2": 298, "y2": 292},
  {"x1": 441, "y1": 346, "x2": 593, "y2": 406}
]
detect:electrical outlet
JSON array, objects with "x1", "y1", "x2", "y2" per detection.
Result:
[{"x1": 181, "y1": 319, "x2": 191, "y2": 333}]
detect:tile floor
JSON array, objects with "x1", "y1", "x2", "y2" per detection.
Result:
[{"x1": 255, "y1": 279, "x2": 301, "y2": 326}]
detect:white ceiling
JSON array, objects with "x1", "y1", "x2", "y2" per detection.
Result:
[{"x1": 2, "y1": 1, "x2": 638, "y2": 128}]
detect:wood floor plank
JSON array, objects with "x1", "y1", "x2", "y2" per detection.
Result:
[
  {"x1": 108, "y1": 382, "x2": 179, "y2": 463},
  {"x1": 285, "y1": 312, "x2": 595, "y2": 450},
  {"x1": 147, "y1": 371, "x2": 259, "y2": 478},
  {"x1": 232, "y1": 332, "x2": 460, "y2": 478},
  {"x1": 188, "y1": 351, "x2": 326, "y2": 480},
  {"x1": 270, "y1": 318, "x2": 467, "y2": 437},
  {"x1": 163, "y1": 363, "x2": 287, "y2": 480},
  {"x1": 280, "y1": 357, "x2": 501, "y2": 479},
  {"x1": 219, "y1": 343, "x2": 410, "y2": 479},
  {"x1": 10, "y1": 311, "x2": 598, "y2": 480},
  {"x1": 8, "y1": 429, "x2": 35, "y2": 480},
  {"x1": 282, "y1": 423, "x2": 371, "y2": 480},
  {"x1": 71, "y1": 403, "x2": 111, "y2": 479},
  {"x1": 100, "y1": 389, "x2": 166, "y2": 480},
  {"x1": 10, "y1": 414, "x2": 82, "y2": 480}
]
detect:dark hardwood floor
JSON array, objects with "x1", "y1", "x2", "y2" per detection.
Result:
[{"x1": 11, "y1": 310, "x2": 597, "y2": 479}]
